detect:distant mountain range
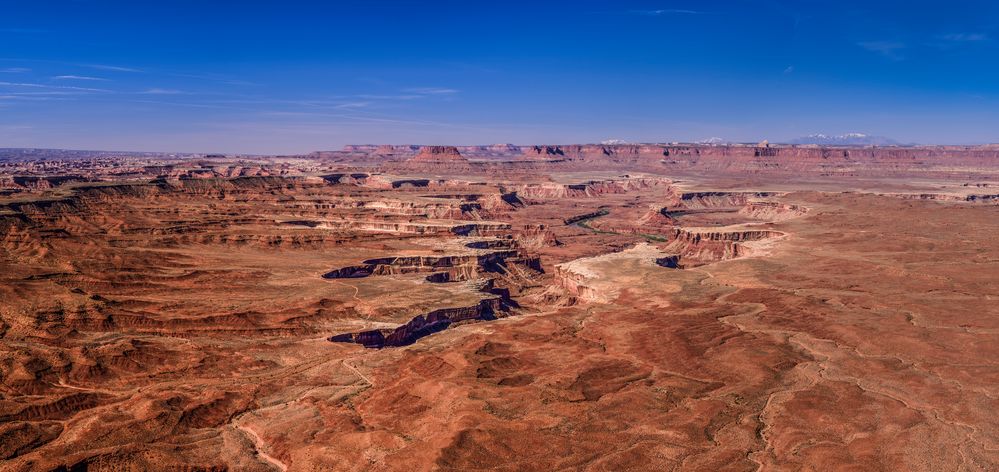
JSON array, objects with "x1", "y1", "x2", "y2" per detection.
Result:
[
  {"x1": 787, "y1": 133, "x2": 901, "y2": 146},
  {"x1": 696, "y1": 137, "x2": 728, "y2": 145}
]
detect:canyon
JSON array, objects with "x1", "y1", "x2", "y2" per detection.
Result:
[{"x1": 1, "y1": 144, "x2": 997, "y2": 471}]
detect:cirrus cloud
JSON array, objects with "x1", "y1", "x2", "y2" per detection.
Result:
[{"x1": 53, "y1": 75, "x2": 109, "y2": 81}]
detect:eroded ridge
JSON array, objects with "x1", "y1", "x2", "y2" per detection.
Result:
[{"x1": 2, "y1": 153, "x2": 997, "y2": 471}]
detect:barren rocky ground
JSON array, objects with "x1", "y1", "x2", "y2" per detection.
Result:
[{"x1": 1, "y1": 144, "x2": 997, "y2": 470}]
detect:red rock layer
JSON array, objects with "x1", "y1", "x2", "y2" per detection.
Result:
[{"x1": 409, "y1": 146, "x2": 467, "y2": 162}]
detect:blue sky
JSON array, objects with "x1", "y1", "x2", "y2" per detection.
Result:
[{"x1": 1, "y1": 0, "x2": 998, "y2": 153}]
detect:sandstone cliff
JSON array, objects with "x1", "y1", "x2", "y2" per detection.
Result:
[{"x1": 410, "y1": 146, "x2": 467, "y2": 162}]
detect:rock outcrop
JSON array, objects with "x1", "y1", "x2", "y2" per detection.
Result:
[
  {"x1": 506, "y1": 177, "x2": 671, "y2": 200},
  {"x1": 410, "y1": 146, "x2": 467, "y2": 162}
]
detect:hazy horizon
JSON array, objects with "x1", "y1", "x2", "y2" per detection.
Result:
[
  {"x1": 7, "y1": 137, "x2": 999, "y2": 157},
  {"x1": 3, "y1": 0, "x2": 998, "y2": 153}
]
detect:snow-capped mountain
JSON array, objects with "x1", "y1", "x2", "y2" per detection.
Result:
[
  {"x1": 788, "y1": 133, "x2": 900, "y2": 146},
  {"x1": 600, "y1": 139, "x2": 631, "y2": 145},
  {"x1": 696, "y1": 137, "x2": 728, "y2": 145}
]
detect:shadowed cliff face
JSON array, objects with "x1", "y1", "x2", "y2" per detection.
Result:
[{"x1": 1, "y1": 157, "x2": 998, "y2": 471}]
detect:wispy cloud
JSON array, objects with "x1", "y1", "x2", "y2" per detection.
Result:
[
  {"x1": 404, "y1": 87, "x2": 459, "y2": 95},
  {"x1": 357, "y1": 94, "x2": 422, "y2": 101},
  {"x1": 126, "y1": 99, "x2": 234, "y2": 110},
  {"x1": 0, "y1": 92, "x2": 81, "y2": 100},
  {"x1": 630, "y1": 9, "x2": 702, "y2": 15},
  {"x1": 1, "y1": 67, "x2": 30, "y2": 73},
  {"x1": 83, "y1": 63, "x2": 143, "y2": 72},
  {"x1": 2, "y1": 91, "x2": 85, "y2": 96},
  {"x1": 858, "y1": 40, "x2": 906, "y2": 60},
  {"x1": 53, "y1": 75, "x2": 109, "y2": 81},
  {"x1": 334, "y1": 102, "x2": 370, "y2": 109},
  {"x1": 355, "y1": 88, "x2": 458, "y2": 101},
  {"x1": 938, "y1": 33, "x2": 988, "y2": 42},
  {"x1": 0, "y1": 81, "x2": 111, "y2": 92},
  {"x1": 139, "y1": 88, "x2": 186, "y2": 95},
  {"x1": 783, "y1": 65, "x2": 795, "y2": 75}
]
